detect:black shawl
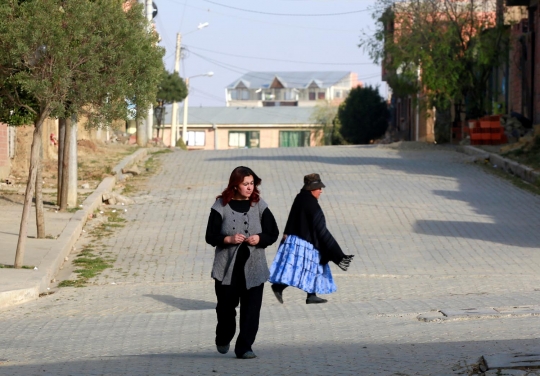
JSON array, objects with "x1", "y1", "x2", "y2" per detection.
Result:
[{"x1": 283, "y1": 190, "x2": 345, "y2": 265}]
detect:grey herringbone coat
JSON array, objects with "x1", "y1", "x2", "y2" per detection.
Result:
[{"x1": 210, "y1": 198, "x2": 270, "y2": 289}]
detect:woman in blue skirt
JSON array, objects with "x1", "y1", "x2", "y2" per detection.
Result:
[{"x1": 269, "y1": 173, "x2": 354, "y2": 304}]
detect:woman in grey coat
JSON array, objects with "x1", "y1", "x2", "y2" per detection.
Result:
[{"x1": 205, "y1": 166, "x2": 279, "y2": 359}]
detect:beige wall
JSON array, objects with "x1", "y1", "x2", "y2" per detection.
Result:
[
  {"x1": 76, "y1": 116, "x2": 126, "y2": 143},
  {"x1": 260, "y1": 129, "x2": 279, "y2": 148},
  {"x1": 0, "y1": 123, "x2": 10, "y2": 179},
  {"x1": 185, "y1": 126, "x2": 321, "y2": 150}
]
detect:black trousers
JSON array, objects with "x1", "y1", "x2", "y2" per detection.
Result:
[{"x1": 214, "y1": 279, "x2": 264, "y2": 357}]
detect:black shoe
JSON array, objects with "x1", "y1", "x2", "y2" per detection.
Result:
[
  {"x1": 271, "y1": 284, "x2": 284, "y2": 304},
  {"x1": 216, "y1": 343, "x2": 230, "y2": 354},
  {"x1": 306, "y1": 295, "x2": 328, "y2": 304},
  {"x1": 238, "y1": 351, "x2": 257, "y2": 359}
]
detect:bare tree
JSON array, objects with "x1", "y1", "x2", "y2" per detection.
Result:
[{"x1": 0, "y1": 0, "x2": 164, "y2": 267}]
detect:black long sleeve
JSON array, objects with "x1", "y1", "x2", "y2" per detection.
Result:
[
  {"x1": 205, "y1": 201, "x2": 279, "y2": 249},
  {"x1": 313, "y1": 209, "x2": 345, "y2": 265},
  {"x1": 258, "y1": 208, "x2": 279, "y2": 248},
  {"x1": 205, "y1": 208, "x2": 227, "y2": 247}
]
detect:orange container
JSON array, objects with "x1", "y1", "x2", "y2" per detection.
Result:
[
  {"x1": 470, "y1": 133, "x2": 481, "y2": 140},
  {"x1": 479, "y1": 119, "x2": 491, "y2": 128},
  {"x1": 468, "y1": 120, "x2": 479, "y2": 129}
]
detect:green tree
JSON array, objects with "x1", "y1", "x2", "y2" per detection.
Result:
[
  {"x1": 156, "y1": 70, "x2": 188, "y2": 104},
  {"x1": 337, "y1": 86, "x2": 390, "y2": 144},
  {"x1": 360, "y1": 0, "x2": 508, "y2": 143},
  {"x1": 154, "y1": 70, "x2": 188, "y2": 136},
  {"x1": 0, "y1": 0, "x2": 164, "y2": 267},
  {"x1": 310, "y1": 101, "x2": 339, "y2": 145}
]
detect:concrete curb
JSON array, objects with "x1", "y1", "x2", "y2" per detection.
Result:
[
  {"x1": 457, "y1": 145, "x2": 540, "y2": 185},
  {"x1": 113, "y1": 148, "x2": 149, "y2": 181},
  {"x1": 0, "y1": 147, "x2": 149, "y2": 309}
]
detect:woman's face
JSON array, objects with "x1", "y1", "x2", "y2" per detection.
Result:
[
  {"x1": 311, "y1": 188, "x2": 322, "y2": 199},
  {"x1": 235, "y1": 175, "x2": 254, "y2": 200}
]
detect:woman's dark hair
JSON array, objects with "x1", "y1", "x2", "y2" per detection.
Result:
[{"x1": 217, "y1": 166, "x2": 261, "y2": 206}]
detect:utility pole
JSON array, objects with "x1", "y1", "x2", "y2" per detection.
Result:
[
  {"x1": 182, "y1": 77, "x2": 190, "y2": 145},
  {"x1": 173, "y1": 23, "x2": 209, "y2": 146},
  {"x1": 181, "y1": 72, "x2": 213, "y2": 146},
  {"x1": 213, "y1": 123, "x2": 218, "y2": 149},
  {"x1": 134, "y1": 0, "x2": 155, "y2": 146},
  {"x1": 135, "y1": 0, "x2": 148, "y2": 146},
  {"x1": 170, "y1": 33, "x2": 182, "y2": 147}
]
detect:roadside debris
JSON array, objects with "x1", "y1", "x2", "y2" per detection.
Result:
[
  {"x1": 102, "y1": 192, "x2": 134, "y2": 206},
  {"x1": 122, "y1": 165, "x2": 140, "y2": 176}
]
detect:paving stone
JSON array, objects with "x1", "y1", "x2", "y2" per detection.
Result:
[
  {"x1": 484, "y1": 350, "x2": 540, "y2": 370},
  {"x1": 1, "y1": 145, "x2": 540, "y2": 375}
]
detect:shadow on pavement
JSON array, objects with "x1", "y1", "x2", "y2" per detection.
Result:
[
  {"x1": 203, "y1": 148, "x2": 540, "y2": 249},
  {"x1": 412, "y1": 188, "x2": 540, "y2": 247},
  {"x1": 2, "y1": 338, "x2": 538, "y2": 375},
  {"x1": 143, "y1": 294, "x2": 215, "y2": 311}
]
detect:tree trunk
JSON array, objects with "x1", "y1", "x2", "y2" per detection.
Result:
[
  {"x1": 136, "y1": 117, "x2": 147, "y2": 146},
  {"x1": 14, "y1": 112, "x2": 47, "y2": 268},
  {"x1": 59, "y1": 117, "x2": 71, "y2": 211},
  {"x1": 57, "y1": 118, "x2": 66, "y2": 206},
  {"x1": 434, "y1": 105, "x2": 452, "y2": 144},
  {"x1": 35, "y1": 144, "x2": 45, "y2": 239},
  {"x1": 67, "y1": 115, "x2": 78, "y2": 207}
]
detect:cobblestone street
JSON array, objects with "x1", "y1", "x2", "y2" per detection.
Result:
[{"x1": 1, "y1": 145, "x2": 540, "y2": 375}]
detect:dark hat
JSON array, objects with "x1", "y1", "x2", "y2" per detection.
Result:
[{"x1": 302, "y1": 173, "x2": 326, "y2": 191}]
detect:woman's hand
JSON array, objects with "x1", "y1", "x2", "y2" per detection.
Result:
[
  {"x1": 226, "y1": 234, "x2": 246, "y2": 244},
  {"x1": 338, "y1": 255, "x2": 354, "y2": 271},
  {"x1": 245, "y1": 235, "x2": 260, "y2": 246}
]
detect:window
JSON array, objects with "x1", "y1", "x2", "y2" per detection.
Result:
[
  {"x1": 186, "y1": 131, "x2": 205, "y2": 146},
  {"x1": 263, "y1": 91, "x2": 274, "y2": 101},
  {"x1": 335, "y1": 90, "x2": 341, "y2": 98},
  {"x1": 229, "y1": 131, "x2": 260, "y2": 148},
  {"x1": 230, "y1": 89, "x2": 249, "y2": 100},
  {"x1": 279, "y1": 131, "x2": 310, "y2": 147}
]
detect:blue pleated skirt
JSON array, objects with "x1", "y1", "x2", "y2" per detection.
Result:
[{"x1": 268, "y1": 235, "x2": 337, "y2": 294}]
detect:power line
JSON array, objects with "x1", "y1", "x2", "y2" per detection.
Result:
[
  {"x1": 163, "y1": 0, "x2": 363, "y2": 32},
  {"x1": 190, "y1": 52, "x2": 314, "y2": 84},
  {"x1": 190, "y1": 87, "x2": 226, "y2": 103},
  {"x1": 202, "y1": 0, "x2": 371, "y2": 16},
  {"x1": 183, "y1": 45, "x2": 374, "y2": 66},
  {"x1": 190, "y1": 51, "x2": 379, "y2": 87}
]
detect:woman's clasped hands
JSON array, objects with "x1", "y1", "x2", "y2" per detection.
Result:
[{"x1": 226, "y1": 234, "x2": 260, "y2": 246}]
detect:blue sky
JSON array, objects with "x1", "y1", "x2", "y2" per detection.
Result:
[{"x1": 153, "y1": 0, "x2": 384, "y2": 107}]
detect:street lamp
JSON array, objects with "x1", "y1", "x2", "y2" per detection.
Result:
[
  {"x1": 181, "y1": 72, "x2": 214, "y2": 146},
  {"x1": 170, "y1": 22, "x2": 209, "y2": 147}
]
